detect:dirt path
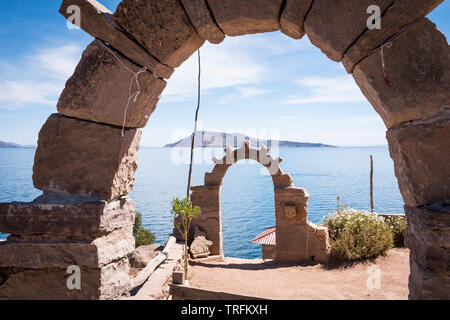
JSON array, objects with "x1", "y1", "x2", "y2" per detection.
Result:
[{"x1": 189, "y1": 248, "x2": 409, "y2": 300}]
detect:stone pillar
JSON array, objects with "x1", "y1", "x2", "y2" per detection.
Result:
[
  {"x1": 275, "y1": 187, "x2": 330, "y2": 263},
  {"x1": 0, "y1": 195, "x2": 135, "y2": 299},
  {"x1": 405, "y1": 202, "x2": 450, "y2": 300},
  {"x1": 349, "y1": 15, "x2": 449, "y2": 299},
  {"x1": 189, "y1": 185, "x2": 222, "y2": 255},
  {"x1": 0, "y1": 113, "x2": 141, "y2": 299}
]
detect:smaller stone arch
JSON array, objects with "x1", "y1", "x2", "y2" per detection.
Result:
[
  {"x1": 189, "y1": 141, "x2": 330, "y2": 263},
  {"x1": 205, "y1": 141, "x2": 294, "y2": 188}
]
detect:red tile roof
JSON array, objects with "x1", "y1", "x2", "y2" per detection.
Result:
[{"x1": 250, "y1": 226, "x2": 276, "y2": 245}]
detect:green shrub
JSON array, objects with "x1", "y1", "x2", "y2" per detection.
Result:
[
  {"x1": 382, "y1": 215, "x2": 406, "y2": 247},
  {"x1": 324, "y1": 208, "x2": 393, "y2": 262},
  {"x1": 133, "y1": 212, "x2": 156, "y2": 248}
]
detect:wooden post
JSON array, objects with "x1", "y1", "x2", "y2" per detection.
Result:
[{"x1": 370, "y1": 155, "x2": 374, "y2": 213}]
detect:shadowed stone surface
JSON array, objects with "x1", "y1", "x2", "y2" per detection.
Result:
[
  {"x1": 0, "y1": 258, "x2": 130, "y2": 300},
  {"x1": 33, "y1": 114, "x2": 141, "y2": 201},
  {"x1": 128, "y1": 244, "x2": 163, "y2": 269},
  {"x1": 280, "y1": 0, "x2": 313, "y2": 39},
  {"x1": 190, "y1": 236, "x2": 213, "y2": 259},
  {"x1": 275, "y1": 187, "x2": 309, "y2": 225},
  {"x1": 353, "y1": 18, "x2": 449, "y2": 129},
  {"x1": 343, "y1": 0, "x2": 445, "y2": 73},
  {"x1": 387, "y1": 110, "x2": 450, "y2": 207},
  {"x1": 0, "y1": 227, "x2": 134, "y2": 269},
  {"x1": 305, "y1": 0, "x2": 393, "y2": 62},
  {"x1": 58, "y1": 40, "x2": 166, "y2": 128},
  {"x1": 275, "y1": 188, "x2": 330, "y2": 263},
  {"x1": 180, "y1": 0, "x2": 225, "y2": 44},
  {"x1": 405, "y1": 202, "x2": 450, "y2": 300},
  {"x1": 114, "y1": 0, "x2": 205, "y2": 68},
  {"x1": 207, "y1": 0, "x2": 284, "y2": 36},
  {"x1": 59, "y1": 0, "x2": 173, "y2": 79},
  {"x1": 189, "y1": 185, "x2": 222, "y2": 255},
  {"x1": 0, "y1": 195, "x2": 135, "y2": 237}
]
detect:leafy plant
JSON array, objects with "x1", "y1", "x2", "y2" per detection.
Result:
[
  {"x1": 171, "y1": 197, "x2": 201, "y2": 276},
  {"x1": 382, "y1": 215, "x2": 406, "y2": 247},
  {"x1": 324, "y1": 207, "x2": 393, "y2": 262},
  {"x1": 133, "y1": 212, "x2": 156, "y2": 248}
]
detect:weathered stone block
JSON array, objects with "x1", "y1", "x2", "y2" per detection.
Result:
[
  {"x1": 59, "y1": 0, "x2": 173, "y2": 79},
  {"x1": 0, "y1": 258, "x2": 130, "y2": 300},
  {"x1": 0, "y1": 195, "x2": 135, "y2": 237},
  {"x1": 188, "y1": 186, "x2": 222, "y2": 256},
  {"x1": 189, "y1": 235, "x2": 213, "y2": 259},
  {"x1": 33, "y1": 114, "x2": 141, "y2": 201},
  {"x1": 276, "y1": 220, "x2": 329, "y2": 263},
  {"x1": 207, "y1": 0, "x2": 284, "y2": 36},
  {"x1": 280, "y1": 0, "x2": 312, "y2": 39},
  {"x1": 405, "y1": 202, "x2": 450, "y2": 271},
  {"x1": 409, "y1": 254, "x2": 450, "y2": 300},
  {"x1": 114, "y1": 0, "x2": 205, "y2": 68},
  {"x1": 304, "y1": 0, "x2": 392, "y2": 62},
  {"x1": 353, "y1": 18, "x2": 449, "y2": 128},
  {"x1": 180, "y1": 0, "x2": 225, "y2": 44},
  {"x1": 387, "y1": 110, "x2": 450, "y2": 207},
  {"x1": 190, "y1": 185, "x2": 221, "y2": 213},
  {"x1": 343, "y1": 0, "x2": 445, "y2": 73},
  {"x1": 272, "y1": 172, "x2": 294, "y2": 188},
  {"x1": 128, "y1": 244, "x2": 163, "y2": 268},
  {"x1": 275, "y1": 187, "x2": 309, "y2": 224},
  {"x1": 0, "y1": 227, "x2": 134, "y2": 269},
  {"x1": 57, "y1": 39, "x2": 166, "y2": 128}
]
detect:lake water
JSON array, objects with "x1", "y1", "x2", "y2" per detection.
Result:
[{"x1": 0, "y1": 147, "x2": 404, "y2": 258}]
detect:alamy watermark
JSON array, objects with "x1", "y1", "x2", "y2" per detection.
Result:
[
  {"x1": 366, "y1": 265, "x2": 381, "y2": 290},
  {"x1": 367, "y1": 5, "x2": 382, "y2": 30},
  {"x1": 67, "y1": 265, "x2": 81, "y2": 290},
  {"x1": 66, "y1": 5, "x2": 81, "y2": 30}
]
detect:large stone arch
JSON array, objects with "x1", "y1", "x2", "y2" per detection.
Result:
[
  {"x1": 188, "y1": 141, "x2": 330, "y2": 262},
  {"x1": 0, "y1": 0, "x2": 448, "y2": 300}
]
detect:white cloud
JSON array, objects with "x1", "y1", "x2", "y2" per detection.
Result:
[
  {"x1": 282, "y1": 76, "x2": 366, "y2": 104},
  {"x1": 33, "y1": 45, "x2": 81, "y2": 79},
  {"x1": 0, "y1": 44, "x2": 82, "y2": 109},
  {"x1": 217, "y1": 86, "x2": 268, "y2": 104},
  {"x1": 161, "y1": 38, "x2": 269, "y2": 102},
  {"x1": 0, "y1": 81, "x2": 63, "y2": 106}
]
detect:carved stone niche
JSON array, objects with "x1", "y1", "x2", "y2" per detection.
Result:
[
  {"x1": 283, "y1": 203, "x2": 298, "y2": 223},
  {"x1": 275, "y1": 188, "x2": 309, "y2": 225}
]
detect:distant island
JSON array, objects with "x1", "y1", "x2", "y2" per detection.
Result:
[
  {"x1": 0, "y1": 140, "x2": 35, "y2": 148},
  {"x1": 164, "y1": 131, "x2": 336, "y2": 148}
]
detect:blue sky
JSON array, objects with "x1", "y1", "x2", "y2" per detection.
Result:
[{"x1": 0, "y1": 1, "x2": 448, "y2": 147}]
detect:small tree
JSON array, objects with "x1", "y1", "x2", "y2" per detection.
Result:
[
  {"x1": 133, "y1": 212, "x2": 156, "y2": 248},
  {"x1": 171, "y1": 197, "x2": 201, "y2": 276}
]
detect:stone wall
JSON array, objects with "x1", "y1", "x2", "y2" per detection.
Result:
[{"x1": 0, "y1": 195, "x2": 135, "y2": 299}]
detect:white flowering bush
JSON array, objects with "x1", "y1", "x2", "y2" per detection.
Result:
[
  {"x1": 324, "y1": 208, "x2": 393, "y2": 261},
  {"x1": 382, "y1": 215, "x2": 406, "y2": 247}
]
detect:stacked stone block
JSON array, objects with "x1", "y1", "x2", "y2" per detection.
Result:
[
  {"x1": 0, "y1": 196, "x2": 135, "y2": 299},
  {"x1": 341, "y1": 10, "x2": 448, "y2": 299}
]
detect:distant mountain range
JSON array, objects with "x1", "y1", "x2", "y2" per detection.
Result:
[
  {"x1": 0, "y1": 141, "x2": 35, "y2": 148},
  {"x1": 164, "y1": 131, "x2": 336, "y2": 148}
]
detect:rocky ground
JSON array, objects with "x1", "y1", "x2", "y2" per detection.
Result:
[{"x1": 189, "y1": 248, "x2": 409, "y2": 300}]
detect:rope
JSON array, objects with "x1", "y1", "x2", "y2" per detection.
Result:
[
  {"x1": 380, "y1": 43, "x2": 392, "y2": 86},
  {"x1": 186, "y1": 49, "x2": 201, "y2": 199},
  {"x1": 101, "y1": 41, "x2": 147, "y2": 137},
  {"x1": 362, "y1": 21, "x2": 418, "y2": 87}
]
